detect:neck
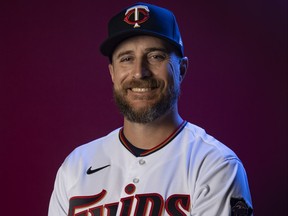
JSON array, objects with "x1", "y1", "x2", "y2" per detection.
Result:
[{"x1": 122, "y1": 107, "x2": 183, "y2": 149}]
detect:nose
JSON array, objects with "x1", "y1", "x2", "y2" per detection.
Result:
[{"x1": 132, "y1": 59, "x2": 152, "y2": 79}]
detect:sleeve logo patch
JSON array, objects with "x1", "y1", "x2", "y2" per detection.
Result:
[{"x1": 230, "y1": 197, "x2": 253, "y2": 216}]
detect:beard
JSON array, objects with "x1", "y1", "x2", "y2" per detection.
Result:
[{"x1": 113, "y1": 78, "x2": 180, "y2": 124}]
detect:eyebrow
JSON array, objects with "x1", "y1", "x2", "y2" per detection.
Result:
[
  {"x1": 115, "y1": 47, "x2": 169, "y2": 60},
  {"x1": 144, "y1": 47, "x2": 169, "y2": 53},
  {"x1": 116, "y1": 50, "x2": 134, "y2": 60}
]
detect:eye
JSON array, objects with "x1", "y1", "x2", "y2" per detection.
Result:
[
  {"x1": 120, "y1": 57, "x2": 131, "y2": 62},
  {"x1": 147, "y1": 51, "x2": 167, "y2": 63},
  {"x1": 119, "y1": 55, "x2": 134, "y2": 63}
]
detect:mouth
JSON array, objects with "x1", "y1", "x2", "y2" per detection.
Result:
[
  {"x1": 123, "y1": 79, "x2": 162, "y2": 96},
  {"x1": 126, "y1": 86, "x2": 159, "y2": 101},
  {"x1": 130, "y1": 87, "x2": 155, "y2": 93}
]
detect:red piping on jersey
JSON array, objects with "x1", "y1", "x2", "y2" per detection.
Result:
[{"x1": 119, "y1": 120, "x2": 187, "y2": 157}]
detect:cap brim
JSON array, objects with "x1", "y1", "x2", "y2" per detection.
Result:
[{"x1": 100, "y1": 29, "x2": 183, "y2": 57}]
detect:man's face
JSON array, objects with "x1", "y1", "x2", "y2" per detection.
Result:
[{"x1": 108, "y1": 35, "x2": 185, "y2": 123}]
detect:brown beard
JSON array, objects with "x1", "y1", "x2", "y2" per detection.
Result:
[{"x1": 113, "y1": 78, "x2": 180, "y2": 124}]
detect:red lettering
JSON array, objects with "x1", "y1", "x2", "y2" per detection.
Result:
[
  {"x1": 105, "y1": 202, "x2": 118, "y2": 216},
  {"x1": 134, "y1": 193, "x2": 164, "y2": 216},
  {"x1": 166, "y1": 194, "x2": 190, "y2": 215},
  {"x1": 68, "y1": 190, "x2": 106, "y2": 216},
  {"x1": 119, "y1": 196, "x2": 134, "y2": 215},
  {"x1": 68, "y1": 191, "x2": 191, "y2": 215}
]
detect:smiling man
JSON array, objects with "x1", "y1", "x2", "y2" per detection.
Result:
[{"x1": 49, "y1": 2, "x2": 253, "y2": 216}]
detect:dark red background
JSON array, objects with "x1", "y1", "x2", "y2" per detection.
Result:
[{"x1": 1, "y1": 0, "x2": 287, "y2": 215}]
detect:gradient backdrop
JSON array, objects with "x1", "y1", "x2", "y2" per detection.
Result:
[{"x1": 1, "y1": 0, "x2": 287, "y2": 215}]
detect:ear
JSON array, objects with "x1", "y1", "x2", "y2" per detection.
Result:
[
  {"x1": 108, "y1": 64, "x2": 115, "y2": 83},
  {"x1": 179, "y1": 57, "x2": 188, "y2": 83}
]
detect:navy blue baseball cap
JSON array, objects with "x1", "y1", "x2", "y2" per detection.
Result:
[{"x1": 100, "y1": 2, "x2": 184, "y2": 58}]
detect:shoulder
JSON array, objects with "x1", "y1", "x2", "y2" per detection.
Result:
[
  {"x1": 52, "y1": 128, "x2": 122, "y2": 192},
  {"x1": 182, "y1": 123, "x2": 251, "y2": 197},
  {"x1": 182, "y1": 122, "x2": 241, "y2": 165},
  {"x1": 61, "y1": 128, "x2": 121, "y2": 170},
  {"x1": 182, "y1": 123, "x2": 252, "y2": 202}
]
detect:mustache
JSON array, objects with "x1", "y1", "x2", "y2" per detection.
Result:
[{"x1": 123, "y1": 78, "x2": 161, "y2": 89}]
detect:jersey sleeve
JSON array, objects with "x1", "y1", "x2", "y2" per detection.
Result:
[
  {"x1": 48, "y1": 164, "x2": 69, "y2": 216},
  {"x1": 191, "y1": 157, "x2": 253, "y2": 215}
]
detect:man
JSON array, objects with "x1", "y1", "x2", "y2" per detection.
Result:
[{"x1": 49, "y1": 2, "x2": 253, "y2": 215}]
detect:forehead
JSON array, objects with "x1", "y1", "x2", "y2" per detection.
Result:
[{"x1": 112, "y1": 35, "x2": 168, "y2": 55}]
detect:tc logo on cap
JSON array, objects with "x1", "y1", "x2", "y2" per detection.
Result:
[{"x1": 124, "y1": 5, "x2": 150, "y2": 28}]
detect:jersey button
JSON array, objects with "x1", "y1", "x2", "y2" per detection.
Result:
[
  {"x1": 139, "y1": 159, "x2": 146, "y2": 165},
  {"x1": 133, "y1": 178, "x2": 140, "y2": 184}
]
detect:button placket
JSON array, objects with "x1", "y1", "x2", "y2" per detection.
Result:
[
  {"x1": 133, "y1": 178, "x2": 140, "y2": 184},
  {"x1": 131, "y1": 158, "x2": 147, "y2": 184},
  {"x1": 139, "y1": 159, "x2": 146, "y2": 165}
]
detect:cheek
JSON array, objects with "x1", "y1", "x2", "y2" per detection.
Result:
[
  {"x1": 110, "y1": 63, "x2": 131, "y2": 83},
  {"x1": 112, "y1": 70, "x2": 128, "y2": 86},
  {"x1": 164, "y1": 66, "x2": 177, "y2": 86},
  {"x1": 167, "y1": 62, "x2": 181, "y2": 85},
  {"x1": 112, "y1": 75, "x2": 132, "y2": 93}
]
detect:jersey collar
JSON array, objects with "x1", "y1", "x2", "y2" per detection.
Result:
[{"x1": 119, "y1": 120, "x2": 187, "y2": 157}]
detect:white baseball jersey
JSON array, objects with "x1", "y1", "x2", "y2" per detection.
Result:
[{"x1": 48, "y1": 121, "x2": 253, "y2": 215}]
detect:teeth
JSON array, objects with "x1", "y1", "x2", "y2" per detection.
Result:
[{"x1": 131, "y1": 88, "x2": 151, "y2": 92}]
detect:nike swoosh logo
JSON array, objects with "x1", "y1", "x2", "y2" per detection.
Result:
[{"x1": 86, "y1": 165, "x2": 110, "y2": 175}]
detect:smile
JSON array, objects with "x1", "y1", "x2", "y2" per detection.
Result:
[{"x1": 131, "y1": 88, "x2": 153, "y2": 92}]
